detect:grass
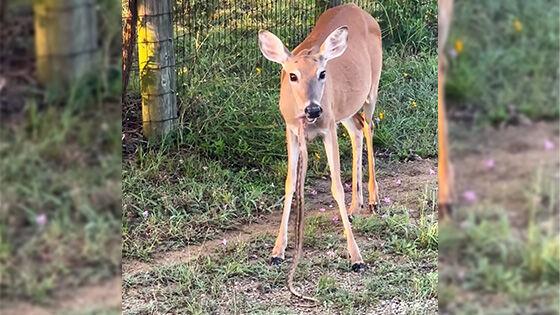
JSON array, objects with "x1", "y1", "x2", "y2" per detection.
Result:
[
  {"x1": 445, "y1": 0, "x2": 560, "y2": 123},
  {"x1": 176, "y1": 36, "x2": 437, "y2": 171},
  {"x1": 122, "y1": 187, "x2": 438, "y2": 314},
  {"x1": 439, "y1": 1, "x2": 559, "y2": 312},
  {"x1": 439, "y1": 170, "x2": 559, "y2": 314},
  {"x1": 122, "y1": 150, "x2": 280, "y2": 260},
  {"x1": 0, "y1": 0, "x2": 122, "y2": 303},
  {"x1": 123, "y1": 0, "x2": 438, "y2": 260},
  {"x1": 0, "y1": 77, "x2": 122, "y2": 301}
]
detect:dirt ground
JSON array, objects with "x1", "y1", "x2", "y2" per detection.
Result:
[
  {"x1": 121, "y1": 155, "x2": 439, "y2": 314},
  {"x1": 4, "y1": 121, "x2": 557, "y2": 314},
  {"x1": 450, "y1": 121, "x2": 559, "y2": 224},
  {"x1": 122, "y1": 156, "x2": 437, "y2": 276},
  {"x1": 1, "y1": 278, "x2": 122, "y2": 315}
]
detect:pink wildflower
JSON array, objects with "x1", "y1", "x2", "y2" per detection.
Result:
[
  {"x1": 483, "y1": 158, "x2": 495, "y2": 170},
  {"x1": 462, "y1": 190, "x2": 478, "y2": 203},
  {"x1": 544, "y1": 139, "x2": 555, "y2": 151},
  {"x1": 35, "y1": 213, "x2": 47, "y2": 227}
]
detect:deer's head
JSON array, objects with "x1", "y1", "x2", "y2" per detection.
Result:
[{"x1": 258, "y1": 26, "x2": 349, "y2": 123}]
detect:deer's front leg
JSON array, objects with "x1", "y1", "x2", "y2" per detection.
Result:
[
  {"x1": 323, "y1": 124, "x2": 365, "y2": 272},
  {"x1": 438, "y1": 59, "x2": 454, "y2": 219},
  {"x1": 271, "y1": 128, "x2": 299, "y2": 264}
]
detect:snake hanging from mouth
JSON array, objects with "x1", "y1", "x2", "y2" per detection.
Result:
[{"x1": 286, "y1": 120, "x2": 319, "y2": 307}]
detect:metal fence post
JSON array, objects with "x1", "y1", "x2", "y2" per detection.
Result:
[{"x1": 137, "y1": 0, "x2": 177, "y2": 139}]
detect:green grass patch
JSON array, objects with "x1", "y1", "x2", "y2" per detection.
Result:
[
  {"x1": 0, "y1": 81, "x2": 121, "y2": 301},
  {"x1": 123, "y1": 209, "x2": 438, "y2": 314},
  {"x1": 122, "y1": 149, "x2": 280, "y2": 260},
  {"x1": 446, "y1": 0, "x2": 559, "y2": 123},
  {"x1": 439, "y1": 170, "x2": 559, "y2": 313},
  {"x1": 124, "y1": 1, "x2": 437, "y2": 260}
]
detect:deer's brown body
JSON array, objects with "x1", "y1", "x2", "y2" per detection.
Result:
[{"x1": 259, "y1": 4, "x2": 382, "y2": 269}]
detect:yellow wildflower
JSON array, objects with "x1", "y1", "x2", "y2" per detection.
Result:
[
  {"x1": 454, "y1": 39, "x2": 464, "y2": 54},
  {"x1": 314, "y1": 152, "x2": 321, "y2": 161},
  {"x1": 256, "y1": 67, "x2": 262, "y2": 75},
  {"x1": 411, "y1": 100, "x2": 417, "y2": 108},
  {"x1": 513, "y1": 18, "x2": 523, "y2": 33},
  {"x1": 378, "y1": 112, "x2": 385, "y2": 120}
]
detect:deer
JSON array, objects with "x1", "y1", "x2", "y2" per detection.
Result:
[
  {"x1": 258, "y1": 4, "x2": 382, "y2": 272},
  {"x1": 438, "y1": 0, "x2": 454, "y2": 219}
]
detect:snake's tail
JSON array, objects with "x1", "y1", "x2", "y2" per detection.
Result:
[{"x1": 285, "y1": 121, "x2": 319, "y2": 308}]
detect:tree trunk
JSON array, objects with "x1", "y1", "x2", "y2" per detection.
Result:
[
  {"x1": 0, "y1": 0, "x2": 7, "y2": 24},
  {"x1": 122, "y1": 0, "x2": 138, "y2": 102},
  {"x1": 137, "y1": 0, "x2": 177, "y2": 139},
  {"x1": 33, "y1": 0, "x2": 99, "y2": 89}
]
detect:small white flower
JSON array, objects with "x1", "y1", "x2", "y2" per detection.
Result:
[{"x1": 448, "y1": 48, "x2": 458, "y2": 59}]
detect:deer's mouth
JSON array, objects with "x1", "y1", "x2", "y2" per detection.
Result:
[{"x1": 306, "y1": 117, "x2": 318, "y2": 124}]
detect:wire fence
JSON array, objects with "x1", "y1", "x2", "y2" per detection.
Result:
[
  {"x1": 125, "y1": 1, "x2": 367, "y2": 99},
  {"x1": 124, "y1": 0, "x2": 437, "y2": 107},
  {"x1": 171, "y1": 0, "x2": 385, "y2": 93}
]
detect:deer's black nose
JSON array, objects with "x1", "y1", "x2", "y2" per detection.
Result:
[{"x1": 304, "y1": 104, "x2": 323, "y2": 119}]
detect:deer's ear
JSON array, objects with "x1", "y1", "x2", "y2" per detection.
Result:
[
  {"x1": 319, "y1": 26, "x2": 349, "y2": 61},
  {"x1": 258, "y1": 30, "x2": 291, "y2": 64}
]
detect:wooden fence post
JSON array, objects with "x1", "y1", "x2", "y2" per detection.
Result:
[
  {"x1": 33, "y1": 0, "x2": 99, "y2": 89},
  {"x1": 137, "y1": 0, "x2": 177, "y2": 139}
]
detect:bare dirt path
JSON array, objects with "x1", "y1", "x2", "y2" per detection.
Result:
[
  {"x1": 450, "y1": 121, "x2": 559, "y2": 224},
  {"x1": 1, "y1": 277, "x2": 122, "y2": 315},
  {"x1": 122, "y1": 158, "x2": 438, "y2": 277},
  {"x1": 121, "y1": 157, "x2": 438, "y2": 314}
]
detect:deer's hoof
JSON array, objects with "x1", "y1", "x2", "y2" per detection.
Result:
[
  {"x1": 270, "y1": 257, "x2": 284, "y2": 266},
  {"x1": 368, "y1": 203, "x2": 379, "y2": 213},
  {"x1": 351, "y1": 262, "x2": 367, "y2": 273},
  {"x1": 348, "y1": 214, "x2": 355, "y2": 223},
  {"x1": 438, "y1": 203, "x2": 454, "y2": 220}
]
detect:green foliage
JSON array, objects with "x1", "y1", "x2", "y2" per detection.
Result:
[
  {"x1": 122, "y1": 149, "x2": 279, "y2": 259},
  {"x1": 1, "y1": 0, "x2": 122, "y2": 300},
  {"x1": 446, "y1": 0, "x2": 560, "y2": 122},
  {"x1": 439, "y1": 203, "x2": 559, "y2": 312},
  {"x1": 123, "y1": 0, "x2": 438, "y2": 261},
  {"x1": 372, "y1": 0, "x2": 437, "y2": 54},
  {"x1": 0, "y1": 80, "x2": 121, "y2": 300},
  {"x1": 170, "y1": 0, "x2": 437, "y2": 174}
]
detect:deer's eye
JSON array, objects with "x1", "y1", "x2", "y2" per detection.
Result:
[
  {"x1": 289, "y1": 73, "x2": 298, "y2": 82},
  {"x1": 319, "y1": 70, "x2": 326, "y2": 80}
]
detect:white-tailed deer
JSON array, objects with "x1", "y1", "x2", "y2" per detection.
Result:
[
  {"x1": 438, "y1": 0, "x2": 454, "y2": 218},
  {"x1": 258, "y1": 4, "x2": 382, "y2": 271}
]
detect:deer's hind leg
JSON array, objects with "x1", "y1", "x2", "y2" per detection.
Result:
[
  {"x1": 342, "y1": 115, "x2": 365, "y2": 217},
  {"x1": 363, "y1": 93, "x2": 380, "y2": 212}
]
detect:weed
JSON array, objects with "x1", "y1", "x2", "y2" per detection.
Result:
[{"x1": 446, "y1": 0, "x2": 559, "y2": 122}]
